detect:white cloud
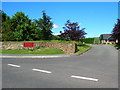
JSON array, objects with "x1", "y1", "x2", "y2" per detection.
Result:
[
  {"x1": 53, "y1": 24, "x2": 58, "y2": 28},
  {"x1": 53, "y1": 33, "x2": 60, "y2": 36},
  {"x1": 78, "y1": 23, "x2": 81, "y2": 26}
]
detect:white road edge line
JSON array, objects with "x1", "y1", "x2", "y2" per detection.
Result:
[
  {"x1": 32, "y1": 68, "x2": 52, "y2": 74},
  {"x1": 8, "y1": 64, "x2": 21, "y2": 68},
  {"x1": 71, "y1": 75, "x2": 99, "y2": 82}
]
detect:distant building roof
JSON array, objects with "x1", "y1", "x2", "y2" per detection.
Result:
[{"x1": 100, "y1": 34, "x2": 115, "y2": 40}]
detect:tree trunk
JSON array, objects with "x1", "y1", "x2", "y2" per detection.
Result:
[{"x1": 118, "y1": 38, "x2": 120, "y2": 45}]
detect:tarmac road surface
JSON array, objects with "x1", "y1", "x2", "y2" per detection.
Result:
[{"x1": 2, "y1": 45, "x2": 118, "y2": 88}]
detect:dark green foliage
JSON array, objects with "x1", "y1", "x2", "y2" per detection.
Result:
[
  {"x1": 112, "y1": 19, "x2": 120, "y2": 45},
  {"x1": 82, "y1": 38, "x2": 94, "y2": 44},
  {"x1": 2, "y1": 19, "x2": 14, "y2": 41},
  {"x1": 1, "y1": 11, "x2": 14, "y2": 41},
  {"x1": 1, "y1": 10, "x2": 54, "y2": 41},
  {"x1": 51, "y1": 35, "x2": 61, "y2": 40},
  {"x1": 11, "y1": 12, "x2": 38, "y2": 41},
  {"x1": 0, "y1": 10, "x2": 10, "y2": 22},
  {"x1": 35, "y1": 11, "x2": 53, "y2": 40}
]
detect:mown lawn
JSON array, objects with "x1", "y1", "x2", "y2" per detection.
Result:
[
  {"x1": 75, "y1": 44, "x2": 91, "y2": 54},
  {"x1": 0, "y1": 48, "x2": 65, "y2": 55},
  {"x1": 0, "y1": 45, "x2": 91, "y2": 55},
  {"x1": 111, "y1": 44, "x2": 120, "y2": 49}
]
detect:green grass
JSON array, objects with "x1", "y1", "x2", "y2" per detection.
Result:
[
  {"x1": 0, "y1": 48, "x2": 65, "y2": 55},
  {"x1": 76, "y1": 44, "x2": 91, "y2": 54},
  {"x1": 1, "y1": 44, "x2": 91, "y2": 55},
  {"x1": 2, "y1": 40, "x2": 81, "y2": 44},
  {"x1": 111, "y1": 44, "x2": 120, "y2": 49},
  {"x1": 111, "y1": 44, "x2": 116, "y2": 47}
]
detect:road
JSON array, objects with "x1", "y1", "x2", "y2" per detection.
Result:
[{"x1": 2, "y1": 45, "x2": 118, "y2": 88}]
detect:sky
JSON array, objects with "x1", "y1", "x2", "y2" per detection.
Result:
[
  {"x1": 2, "y1": 2, "x2": 118, "y2": 38},
  {"x1": 1, "y1": 0, "x2": 120, "y2": 2}
]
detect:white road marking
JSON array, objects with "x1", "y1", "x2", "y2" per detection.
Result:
[
  {"x1": 8, "y1": 64, "x2": 21, "y2": 68},
  {"x1": 32, "y1": 68, "x2": 52, "y2": 74},
  {"x1": 71, "y1": 75, "x2": 99, "y2": 82}
]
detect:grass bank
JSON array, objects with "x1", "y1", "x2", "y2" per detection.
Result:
[
  {"x1": 2, "y1": 40, "x2": 80, "y2": 44},
  {"x1": 111, "y1": 44, "x2": 120, "y2": 49},
  {"x1": 0, "y1": 44, "x2": 91, "y2": 55},
  {"x1": 0, "y1": 48, "x2": 65, "y2": 55},
  {"x1": 75, "y1": 44, "x2": 91, "y2": 54}
]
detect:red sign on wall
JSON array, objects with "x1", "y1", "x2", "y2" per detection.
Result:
[{"x1": 24, "y1": 42, "x2": 34, "y2": 47}]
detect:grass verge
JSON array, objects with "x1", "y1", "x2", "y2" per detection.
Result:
[
  {"x1": 111, "y1": 44, "x2": 120, "y2": 49},
  {"x1": 0, "y1": 48, "x2": 65, "y2": 55},
  {"x1": 76, "y1": 44, "x2": 91, "y2": 54},
  {"x1": 2, "y1": 40, "x2": 81, "y2": 44}
]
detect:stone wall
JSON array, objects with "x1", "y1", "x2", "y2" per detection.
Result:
[
  {"x1": 2, "y1": 42, "x2": 23, "y2": 50},
  {"x1": 1, "y1": 42, "x2": 77, "y2": 54}
]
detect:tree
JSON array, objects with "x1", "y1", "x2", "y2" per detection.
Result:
[
  {"x1": 35, "y1": 11, "x2": 53, "y2": 40},
  {"x1": 1, "y1": 11, "x2": 14, "y2": 41},
  {"x1": 59, "y1": 20, "x2": 87, "y2": 41},
  {"x1": 51, "y1": 35, "x2": 61, "y2": 40},
  {"x1": 0, "y1": 10, "x2": 10, "y2": 22},
  {"x1": 11, "y1": 12, "x2": 37, "y2": 41},
  {"x1": 2, "y1": 11, "x2": 38, "y2": 41},
  {"x1": 112, "y1": 19, "x2": 120, "y2": 45}
]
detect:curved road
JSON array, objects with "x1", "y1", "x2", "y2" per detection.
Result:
[{"x1": 2, "y1": 45, "x2": 118, "y2": 88}]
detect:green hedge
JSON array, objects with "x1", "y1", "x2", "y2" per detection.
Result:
[{"x1": 82, "y1": 38, "x2": 94, "y2": 44}]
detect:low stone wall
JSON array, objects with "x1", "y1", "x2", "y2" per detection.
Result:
[
  {"x1": 2, "y1": 42, "x2": 23, "y2": 50},
  {"x1": 1, "y1": 42, "x2": 77, "y2": 54}
]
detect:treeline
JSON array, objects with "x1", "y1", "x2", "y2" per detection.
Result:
[
  {"x1": 1, "y1": 10, "x2": 87, "y2": 42},
  {"x1": 1, "y1": 10, "x2": 58, "y2": 41},
  {"x1": 112, "y1": 19, "x2": 120, "y2": 45}
]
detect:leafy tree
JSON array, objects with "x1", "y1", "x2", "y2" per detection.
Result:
[
  {"x1": 60, "y1": 20, "x2": 87, "y2": 41},
  {"x1": 1, "y1": 11, "x2": 14, "y2": 41},
  {"x1": 2, "y1": 11, "x2": 38, "y2": 41},
  {"x1": 112, "y1": 19, "x2": 120, "y2": 45},
  {"x1": 0, "y1": 10, "x2": 10, "y2": 22},
  {"x1": 11, "y1": 12, "x2": 37, "y2": 41},
  {"x1": 35, "y1": 11, "x2": 53, "y2": 40},
  {"x1": 0, "y1": 10, "x2": 2, "y2": 41},
  {"x1": 2, "y1": 19, "x2": 14, "y2": 41},
  {"x1": 51, "y1": 35, "x2": 61, "y2": 40}
]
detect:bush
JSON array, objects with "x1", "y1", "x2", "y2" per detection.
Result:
[
  {"x1": 51, "y1": 35, "x2": 61, "y2": 40},
  {"x1": 82, "y1": 38, "x2": 94, "y2": 44}
]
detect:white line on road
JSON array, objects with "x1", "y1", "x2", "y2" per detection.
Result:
[
  {"x1": 32, "y1": 68, "x2": 52, "y2": 74},
  {"x1": 71, "y1": 75, "x2": 99, "y2": 82},
  {"x1": 8, "y1": 64, "x2": 21, "y2": 68}
]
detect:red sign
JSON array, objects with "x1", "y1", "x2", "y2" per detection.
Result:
[{"x1": 24, "y1": 42, "x2": 34, "y2": 47}]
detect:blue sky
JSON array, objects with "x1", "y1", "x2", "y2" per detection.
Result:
[
  {"x1": 1, "y1": 0, "x2": 120, "y2": 2},
  {"x1": 2, "y1": 2, "x2": 118, "y2": 38}
]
